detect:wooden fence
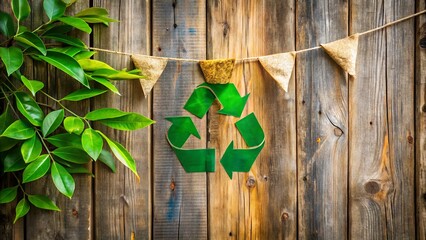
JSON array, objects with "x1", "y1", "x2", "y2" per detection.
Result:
[{"x1": 1, "y1": 0, "x2": 425, "y2": 239}]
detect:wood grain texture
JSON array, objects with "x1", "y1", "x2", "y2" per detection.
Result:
[
  {"x1": 296, "y1": 1, "x2": 349, "y2": 239},
  {"x1": 349, "y1": 0, "x2": 415, "y2": 239},
  {"x1": 417, "y1": 0, "x2": 426, "y2": 239},
  {"x1": 207, "y1": 0, "x2": 296, "y2": 239},
  {"x1": 92, "y1": 0, "x2": 151, "y2": 239},
  {"x1": 152, "y1": 0, "x2": 207, "y2": 239}
]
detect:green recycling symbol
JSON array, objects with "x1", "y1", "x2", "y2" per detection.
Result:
[{"x1": 165, "y1": 83, "x2": 265, "y2": 179}]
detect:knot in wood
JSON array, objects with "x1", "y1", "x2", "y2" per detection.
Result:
[
  {"x1": 170, "y1": 181, "x2": 176, "y2": 191},
  {"x1": 281, "y1": 212, "x2": 289, "y2": 222},
  {"x1": 246, "y1": 176, "x2": 256, "y2": 188},
  {"x1": 422, "y1": 104, "x2": 426, "y2": 113},
  {"x1": 364, "y1": 181, "x2": 381, "y2": 194},
  {"x1": 420, "y1": 37, "x2": 426, "y2": 48},
  {"x1": 407, "y1": 135, "x2": 414, "y2": 144},
  {"x1": 334, "y1": 128, "x2": 343, "y2": 136}
]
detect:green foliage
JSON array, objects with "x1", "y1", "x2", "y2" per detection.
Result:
[{"x1": 0, "y1": 1, "x2": 153, "y2": 223}]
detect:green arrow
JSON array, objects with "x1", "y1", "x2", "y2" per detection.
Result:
[
  {"x1": 183, "y1": 87, "x2": 215, "y2": 118},
  {"x1": 166, "y1": 116, "x2": 215, "y2": 172},
  {"x1": 184, "y1": 83, "x2": 249, "y2": 118},
  {"x1": 165, "y1": 116, "x2": 200, "y2": 148},
  {"x1": 220, "y1": 113, "x2": 265, "y2": 179}
]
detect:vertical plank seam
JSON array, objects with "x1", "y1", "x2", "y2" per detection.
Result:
[
  {"x1": 383, "y1": 2, "x2": 390, "y2": 238},
  {"x1": 205, "y1": 0, "x2": 210, "y2": 239},
  {"x1": 89, "y1": 1, "x2": 95, "y2": 240},
  {"x1": 294, "y1": 0, "x2": 299, "y2": 239},
  {"x1": 149, "y1": 1, "x2": 154, "y2": 239},
  {"x1": 414, "y1": 2, "x2": 419, "y2": 239},
  {"x1": 347, "y1": 0, "x2": 351, "y2": 239},
  {"x1": 411, "y1": 3, "x2": 417, "y2": 239}
]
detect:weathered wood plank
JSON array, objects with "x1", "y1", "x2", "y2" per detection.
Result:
[
  {"x1": 416, "y1": 1, "x2": 426, "y2": 239},
  {"x1": 92, "y1": 0, "x2": 151, "y2": 239},
  {"x1": 206, "y1": 0, "x2": 297, "y2": 239},
  {"x1": 349, "y1": 0, "x2": 415, "y2": 239},
  {"x1": 295, "y1": 1, "x2": 349, "y2": 239},
  {"x1": 22, "y1": 1, "x2": 92, "y2": 239},
  {"x1": 152, "y1": 0, "x2": 207, "y2": 239}
]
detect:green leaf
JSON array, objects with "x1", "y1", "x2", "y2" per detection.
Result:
[
  {"x1": 21, "y1": 134, "x2": 42, "y2": 163},
  {"x1": 65, "y1": 165, "x2": 92, "y2": 175},
  {"x1": 4, "y1": 147, "x2": 26, "y2": 172},
  {"x1": 0, "y1": 106, "x2": 15, "y2": 134},
  {"x1": 2, "y1": 120, "x2": 35, "y2": 140},
  {"x1": 0, "y1": 47, "x2": 23, "y2": 76},
  {"x1": 74, "y1": 7, "x2": 109, "y2": 17},
  {"x1": 48, "y1": 46, "x2": 82, "y2": 56},
  {"x1": 11, "y1": 0, "x2": 31, "y2": 21},
  {"x1": 0, "y1": 137, "x2": 19, "y2": 152},
  {"x1": 0, "y1": 11, "x2": 15, "y2": 37},
  {"x1": 87, "y1": 75, "x2": 120, "y2": 95},
  {"x1": 74, "y1": 51, "x2": 95, "y2": 60},
  {"x1": 81, "y1": 128, "x2": 102, "y2": 160},
  {"x1": 14, "y1": 31, "x2": 47, "y2": 55},
  {"x1": 37, "y1": 51, "x2": 88, "y2": 88},
  {"x1": 43, "y1": 0, "x2": 66, "y2": 21},
  {"x1": 61, "y1": 0, "x2": 77, "y2": 5},
  {"x1": 14, "y1": 198, "x2": 30, "y2": 223},
  {"x1": 78, "y1": 16, "x2": 117, "y2": 26},
  {"x1": 99, "y1": 113, "x2": 155, "y2": 131},
  {"x1": 85, "y1": 108, "x2": 128, "y2": 121},
  {"x1": 63, "y1": 117, "x2": 84, "y2": 135},
  {"x1": 42, "y1": 24, "x2": 73, "y2": 36},
  {"x1": 78, "y1": 59, "x2": 113, "y2": 71},
  {"x1": 58, "y1": 16, "x2": 91, "y2": 33},
  {"x1": 46, "y1": 133, "x2": 81, "y2": 148},
  {"x1": 42, "y1": 33, "x2": 86, "y2": 48},
  {"x1": 41, "y1": 109, "x2": 64, "y2": 137},
  {"x1": 60, "y1": 89, "x2": 107, "y2": 101},
  {"x1": 92, "y1": 69, "x2": 142, "y2": 80},
  {"x1": 28, "y1": 195, "x2": 60, "y2": 211},
  {"x1": 20, "y1": 75, "x2": 44, "y2": 96},
  {"x1": 51, "y1": 162, "x2": 75, "y2": 198},
  {"x1": 97, "y1": 131, "x2": 139, "y2": 179},
  {"x1": 98, "y1": 149, "x2": 116, "y2": 172},
  {"x1": 22, "y1": 154, "x2": 50, "y2": 183},
  {"x1": 0, "y1": 186, "x2": 18, "y2": 204},
  {"x1": 15, "y1": 91, "x2": 45, "y2": 126},
  {"x1": 52, "y1": 147, "x2": 90, "y2": 164}
]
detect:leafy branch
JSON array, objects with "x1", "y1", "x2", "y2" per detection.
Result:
[{"x1": 0, "y1": 0, "x2": 154, "y2": 223}]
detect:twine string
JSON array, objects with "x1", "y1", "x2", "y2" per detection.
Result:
[{"x1": 88, "y1": 9, "x2": 426, "y2": 63}]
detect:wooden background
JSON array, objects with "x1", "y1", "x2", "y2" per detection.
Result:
[{"x1": 0, "y1": 0, "x2": 425, "y2": 239}]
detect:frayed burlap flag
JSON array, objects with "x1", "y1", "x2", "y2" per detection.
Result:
[
  {"x1": 199, "y1": 59, "x2": 235, "y2": 84},
  {"x1": 131, "y1": 55, "x2": 168, "y2": 97},
  {"x1": 321, "y1": 34, "x2": 359, "y2": 76},
  {"x1": 259, "y1": 52, "x2": 296, "y2": 92}
]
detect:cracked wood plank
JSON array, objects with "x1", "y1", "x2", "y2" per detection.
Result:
[
  {"x1": 152, "y1": 0, "x2": 208, "y2": 239},
  {"x1": 296, "y1": 0, "x2": 349, "y2": 239},
  {"x1": 92, "y1": 0, "x2": 151, "y2": 239},
  {"x1": 349, "y1": 0, "x2": 415, "y2": 238},
  {"x1": 207, "y1": 0, "x2": 297, "y2": 239}
]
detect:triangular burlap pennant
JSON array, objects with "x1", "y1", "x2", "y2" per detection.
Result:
[
  {"x1": 199, "y1": 59, "x2": 235, "y2": 84},
  {"x1": 259, "y1": 52, "x2": 296, "y2": 92},
  {"x1": 131, "y1": 55, "x2": 168, "y2": 97},
  {"x1": 321, "y1": 33, "x2": 359, "y2": 76}
]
